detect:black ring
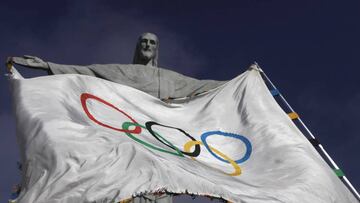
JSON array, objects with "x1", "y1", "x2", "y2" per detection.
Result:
[{"x1": 145, "y1": 121, "x2": 201, "y2": 157}]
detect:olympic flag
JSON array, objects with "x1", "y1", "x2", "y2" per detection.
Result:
[{"x1": 9, "y1": 66, "x2": 357, "y2": 203}]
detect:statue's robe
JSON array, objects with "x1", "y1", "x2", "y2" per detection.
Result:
[{"x1": 48, "y1": 62, "x2": 225, "y2": 99}]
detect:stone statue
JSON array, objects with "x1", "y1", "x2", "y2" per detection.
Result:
[
  {"x1": 8, "y1": 33, "x2": 225, "y2": 100},
  {"x1": 7, "y1": 32, "x2": 226, "y2": 202},
  {"x1": 10, "y1": 32, "x2": 159, "y2": 69}
]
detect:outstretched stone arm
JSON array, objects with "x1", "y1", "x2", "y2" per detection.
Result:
[
  {"x1": 7, "y1": 55, "x2": 50, "y2": 70},
  {"x1": 6, "y1": 56, "x2": 227, "y2": 100}
]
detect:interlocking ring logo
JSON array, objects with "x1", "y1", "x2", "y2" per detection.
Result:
[{"x1": 81, "y1": 93, "x2": 252, "y2": 176}]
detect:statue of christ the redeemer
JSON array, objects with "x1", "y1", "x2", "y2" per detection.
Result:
[
  {"x1": 8, "y1": 32, "x2": 227, "y2": 203},
  {"x1": 9, "y1": 32, "x2": 225, "y2": 101}
]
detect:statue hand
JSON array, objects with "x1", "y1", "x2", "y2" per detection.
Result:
[{"x1": 8, "y1": 55, "x2": 49, "y2": 70}]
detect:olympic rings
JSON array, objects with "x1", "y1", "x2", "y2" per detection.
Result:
[
  {"x1": 201, "y1": 131, "x2": 252, "y2": 164},
  {"x1": 81, "y1": 93, "x2": 141, "y2": 134},
  {"x1": 145, "y1": 121, "x2": 201, "y2": 157},
  {"x1": 183, "y1": 140, "x2": 241, "y2": 176},
  {"x1": 80, "y1": 93, "x2": 252, "y2": 176},
  {"x1": 122, "y1": 122, "x2": 184, "y2": 157}
]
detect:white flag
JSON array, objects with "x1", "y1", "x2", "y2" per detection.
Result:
[{"x1": 10, "y1": 67, "x2": 357, "y2": 203}]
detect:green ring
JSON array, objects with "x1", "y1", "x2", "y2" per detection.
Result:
[{"x1": 122, "y1": 122, "x2": 184, "y2": 157}]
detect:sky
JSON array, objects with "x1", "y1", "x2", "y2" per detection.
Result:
[{"x1": 0, "y1": 0, "x2": 359, "y2": 202}]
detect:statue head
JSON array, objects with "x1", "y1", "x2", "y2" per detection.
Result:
[{"x1": 133, "y1": 32, "x2": 159, "y2": 67}]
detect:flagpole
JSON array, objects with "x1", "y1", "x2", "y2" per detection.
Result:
[{"x1": 254, "y1": 62, "x2": 360, "y2": 201}]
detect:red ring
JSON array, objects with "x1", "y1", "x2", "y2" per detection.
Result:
[{"x1": 80, "y1": 93, "x2": 141, "y2": 134}]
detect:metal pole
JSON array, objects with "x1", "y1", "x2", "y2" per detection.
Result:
[{"x1": 255, "y1": 62, "x2": 360, "y2": 200}]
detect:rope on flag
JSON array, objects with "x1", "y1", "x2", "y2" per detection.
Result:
[
  {"x1": 287, "y1": 112, "x2": 299, "y2": 120},
  {"x1": 308, "y1": 138, "x2": 321, "y2": 146},
  {"x1": 270, "y1": 89, "x2": 280, "y2": 96},
  {"x1": 256, "y1": 62, "x2": 360, "y2": 201},
  {"x1": 334, "y1": 169, "x2": 345, "y2": 178}
]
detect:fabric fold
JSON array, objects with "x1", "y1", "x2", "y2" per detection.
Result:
[{"x1": 10, "y1": 67, "x2": 357, "y2": 203}]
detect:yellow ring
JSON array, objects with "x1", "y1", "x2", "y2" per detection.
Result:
[{"x1": 184, "y1": 140, "x2": 241, "y2": 176}]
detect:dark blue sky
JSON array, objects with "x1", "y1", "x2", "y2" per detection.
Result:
[{"x1": 1, "y1": 0, "x2": 359, "y2": 202}]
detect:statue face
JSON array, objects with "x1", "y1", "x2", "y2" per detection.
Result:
[{"x1": 138, "y1": 33, "x2": 158, "y2": 60}]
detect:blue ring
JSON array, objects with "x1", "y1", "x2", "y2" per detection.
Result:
[{"x1": 201, "y1": 131, "x2": 252, "y2": 164}]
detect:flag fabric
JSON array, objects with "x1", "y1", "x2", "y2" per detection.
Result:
[{"x1": 9, "y1": 66, "x2": 357, "y2": 203}]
